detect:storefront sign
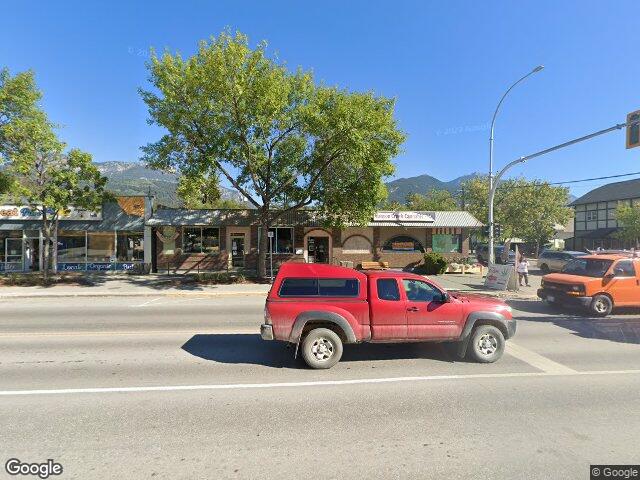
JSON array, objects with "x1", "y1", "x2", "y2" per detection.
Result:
[
  {"x1": 86, "y1": 263, "x2": 114, "y2": 271},
  {"x1": 484, "y1": 264, "x2": 513, "y2": 291},
  {"x1": 0, "y1": 205, "x2": 101, "y2": 221},
  {"x1": 115, "y1": 263, "x2": 136, "y2": 271},
  {"x1": 373, "y1": 211, "x2": 435, "y2": 222},
  {"x1": 57, "y1": 263, "x2": 85, "y2": 272},
  {"x1": 391, "y1": 241, "x2": 415, "y2": 251}
]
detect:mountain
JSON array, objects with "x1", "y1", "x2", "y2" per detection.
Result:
[
  {"x1": 385, "y1": 173, "x2": 480, "y2": 203},
  {"x1": 96, "y1": 161, "x2": 246, "y2": 207}
]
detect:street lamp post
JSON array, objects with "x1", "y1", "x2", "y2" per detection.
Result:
[{"x1": 488, "y1": 65, "x2": 544, "y2": 265}]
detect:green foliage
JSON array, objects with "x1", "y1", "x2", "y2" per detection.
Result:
[
  {"x1": 615, "y1": 203, "x2": 640, "y2": 247},
  {"x1": 405, "y1": 189, "x2": 458, "y2": 211},
  {"x1": 140, "y1": 30, "x2": 405, "y2": 277},
  {"x1": 177, "y1": 174, "x2": 222, "y2": 208},
  {"x1": 460, "y1": 176, "x2": 572, "y2": 247},
  {"x1": 415, "y1": 252, "x2": 448, "y2": 275}
]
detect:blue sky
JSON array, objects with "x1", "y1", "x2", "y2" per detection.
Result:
[{"x1": 2, "y1": 0, "x2": 638, "y2": 197}]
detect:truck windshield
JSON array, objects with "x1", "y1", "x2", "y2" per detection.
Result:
[{"x1": 561, "y1": 258, "x2": 613, "y2": 277}]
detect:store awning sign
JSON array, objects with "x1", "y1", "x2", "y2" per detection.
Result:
[
  {"x1": 0, "y1": 206, "x2": 101, "y2": 221},
  {"x1": 373, "y1": 211, "x2": 435, "y2": 222}
]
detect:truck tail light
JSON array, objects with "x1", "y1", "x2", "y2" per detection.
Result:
[{"x1": 264, "y1": 305, "x2": 272, "y2": 325}]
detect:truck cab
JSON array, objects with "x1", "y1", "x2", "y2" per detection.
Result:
[
  {"x1": 537, "y1": 253, "x2": 640, "y2": 316},
  {"x1": 261, "y1": 262, "x2": 516, "y2": 369}
]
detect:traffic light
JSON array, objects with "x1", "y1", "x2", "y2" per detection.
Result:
[
  {"x1": 482, "y1": 225, "x2": 491, "y2": 237},
  {"x1": 493, "y1": 224, "x2": 503, "y2": 238},
  {"x1": 627, "y1": 111, "x2": 640, "y2": 149}
]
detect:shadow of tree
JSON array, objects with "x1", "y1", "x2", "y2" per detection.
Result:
[
  {"x1": 508, "y1": 299, "x2": 640, "y2": 345},
  {"x1": 181, "y1": 334, "x2": 457, "y2": 368}
]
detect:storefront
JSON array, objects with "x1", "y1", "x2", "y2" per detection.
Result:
[
  {"x1": 0, "y1": 197, "x2": 152, "y2": 273},
  {"x1": 147, "y1": 208, "x2": 482, "y2": 272}
]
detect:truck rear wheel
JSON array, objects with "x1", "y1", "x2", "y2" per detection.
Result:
[
  {"x1": 301, "y1": 328, "x2": 343, "y2": 369},
  {"x1": 468, "y1": 325, "x2": 505, "y2": 363}
]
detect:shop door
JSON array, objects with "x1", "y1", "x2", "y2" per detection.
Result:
[
  {"x1": 230, "y1": 234, "x2": 245, "y2": 268},
  {"x1": 5, "y1": 238, "x2": 24, "y2": 272},
  {"x1": 24, "y1": 238, "x2": 41, "y2": 271},
  {"x1": 308, "y1": 237, "x2": 329, "y2": 264}
]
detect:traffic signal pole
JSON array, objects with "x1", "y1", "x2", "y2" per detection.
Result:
[{"x1": 487, "y1": 118, "x2": 639, "y2": 267}]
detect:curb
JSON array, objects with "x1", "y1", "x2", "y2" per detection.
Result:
[{"x1": 0, "y1": 290, "x2": 270, "y2": 300}]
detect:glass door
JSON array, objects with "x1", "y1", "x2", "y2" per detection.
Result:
[
  {"x1": 230, "y1": 234, "x2": 245, "y2": 268},
  {"x1": 5, "y1": 238, "x2": 24, "y2": 272}
]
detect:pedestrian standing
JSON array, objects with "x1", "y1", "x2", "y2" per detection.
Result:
[{"x1": 517, "y1": 255, "x2": 530, "y2": 287}]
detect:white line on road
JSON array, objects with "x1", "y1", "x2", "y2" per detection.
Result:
[
  {"x1": 1, "y1": 369, "x2": 639, "y2": 397},
  {"x1": 0, "y1": 328, "x2": 257, "y2": 337},
  {"x1": 131, "y1": 297, "x2": 163, "y2": 308},
  {"x1": 506, "y1": 341, "x2": 577, "y2": 374}
]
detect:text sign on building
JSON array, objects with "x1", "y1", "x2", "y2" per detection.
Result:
[
  {"x1": 373, "y1": 211, "x2": 435, "y2": 222},
  {"x1": 0, "y1": 206, "x2": 101, "y2": 221}
]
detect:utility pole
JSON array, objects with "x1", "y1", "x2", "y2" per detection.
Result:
[{"x1": 488, "y1": 65, "x2": 544, "y2": 265}]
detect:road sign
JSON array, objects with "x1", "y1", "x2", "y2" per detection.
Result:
[
  {"x1": 627, "y1": 110, "x2": 640, "y2": 149},
  {"x1": 267, "y1": 231, "x2": 274, "y2": 238}
]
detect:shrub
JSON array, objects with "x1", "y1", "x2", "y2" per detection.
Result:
[
  {"x1": 194, "y1": 272, "x2": 246, "y2": 284},
  {"x1": 416, "y1": 252, "x2": 448, "y2": 275}
]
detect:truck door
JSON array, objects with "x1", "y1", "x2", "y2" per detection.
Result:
[
  {"x1": 370, "y1": 278, "x2": 407, "y2": 340},
  {"x1": 607, "y1": 260, "x2": 639, "y2": 306},
  {"x1": 402, "y1": 278, "x2": 463, "y2": 339}
]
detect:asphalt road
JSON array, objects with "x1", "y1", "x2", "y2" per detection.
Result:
[{"x1": 1, "y1": 295, "x2": 639, "y2": 479}]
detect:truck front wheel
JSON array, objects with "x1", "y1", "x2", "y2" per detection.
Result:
[
  {"x1": 468, "y1": 325, "x2": 505, "y2": 363},
  {"x1": 301, "y1": 328, "x2": 343, "y2": 369}
]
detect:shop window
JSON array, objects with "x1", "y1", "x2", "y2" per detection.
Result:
[
  {"x1": 382, "y1": 235, "x2": 424, "y2": 253},
  {"x1": 117, "y1": 232, "x2": 144, "y2": 262},
  {"x1": 182, "y1": 227, "x2": 220, "y2": 254},
  {"x1": 87, "y1": 233, "x2": 116, "y2": 263},
  {"x1": 57, "y1": 231, "x2": 86, "y2": 262},
  {"x1": 432, "y1": 234, "x2": 462, "y2": 253},
  {"x1": 260, "y1": 228, "x2": 294, "y2": 254}
]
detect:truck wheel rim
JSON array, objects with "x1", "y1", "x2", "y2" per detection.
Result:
[
  {"x1": 478, "y1": 333, "x2": 497, "y2": 356},
  {"x1": 594, "y1": 299, "x2": 608, "y2": 313},
  {"x1": 311, "y1": 338, "x2": 334, "y2": 361}
]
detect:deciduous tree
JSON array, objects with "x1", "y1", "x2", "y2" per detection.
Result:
[
  {"x1": 405, "y1": 189, "x2": 458, "y2": 211},
  {"x1": 616, "y1": 203, "x2": 640, "y2": 248},
  {"x1": 141, "y1": 31, "x2": 404, "y2": 277}
]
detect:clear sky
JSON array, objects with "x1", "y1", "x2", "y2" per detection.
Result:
[{"x1": 2, "y1": 0, "x2": 638, "y2": 197}]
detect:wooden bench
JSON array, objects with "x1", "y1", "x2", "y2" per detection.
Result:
[{"x1": 359, "y1": 261, "x2": 389, "y2": 270}]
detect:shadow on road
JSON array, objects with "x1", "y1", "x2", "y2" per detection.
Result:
[
  {"x1": 508, "y1": 299, "x2": 640, "y2": 345},
  {"x1": 181, "y1": 334, "x2": 456, "y2": 368}
]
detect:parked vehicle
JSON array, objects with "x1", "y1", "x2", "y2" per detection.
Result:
[
  {"x1": 476, "y1": 245, "x2": 516, "y2": 265},
  {"x1": 537, "y1": 250, "x2": 586, "y2": 273},
  {"x1": 260, "y1": 263, "x2": 516, "y2": 369},
  {"x1": 537, "y1": 253, "x2": 640, "y2": 317}
]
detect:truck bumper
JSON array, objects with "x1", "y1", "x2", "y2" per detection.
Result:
[
  {"x1": 260, "y1": 324, "x2": 274, "y2": 341},
  {"x1": 537, "y1": 289, "x2": 592, "y2": 308}
]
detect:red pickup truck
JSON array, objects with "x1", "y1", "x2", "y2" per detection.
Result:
[{"x1": 260, "y1": 263, "x2": 516, "y2": 369}]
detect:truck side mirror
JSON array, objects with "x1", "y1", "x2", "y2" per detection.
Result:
[{"x1": 440, "y1": 292, "x2": 450, "y2": 303}]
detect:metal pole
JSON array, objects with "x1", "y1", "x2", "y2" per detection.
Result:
[
  {"x1": 488, "y1": 66, "x2": 544, "y2": 265},
  {"x1": 488, "y1": 121, "x2": 631, "y2": 238}
]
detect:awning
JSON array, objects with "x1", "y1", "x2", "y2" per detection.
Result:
[{"x1": 580, "y1": 228, "x2": 619, "y2": 239}]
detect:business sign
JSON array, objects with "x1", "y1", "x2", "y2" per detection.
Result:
[
  {"x1": 373, "y1": 211, "x2": 435, "y2": 222},
  {"x1": 57, "y1": 263, "x2": 85, "y2": 272},
  {"x1": 484, "y1": 264, "x2": 513, "y2": 291},
  {"x1": 391, "y1": 241, "x2": 415, "y2": 251},
  {"x1": 0, "y1": 206, "x2": 101, "y2": 221},
  {"x1": 86, "y1": 263, "x2": 114, "y2": 271}
]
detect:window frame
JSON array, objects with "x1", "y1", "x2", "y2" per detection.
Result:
[
  {"x1": 376, "y1": 278, "x2": 401, "y2": 301},
  {"x1": 259, "y1": 227, "x2": 295, "y2": 254},
  {"x1": 278, "y1": 277, "x2": 360, "y2": 298},
  {"x1": 181, "y1": 226, "x2": 220, "y2": 254}
]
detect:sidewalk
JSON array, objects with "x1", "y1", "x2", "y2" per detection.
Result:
[
  {"x1": 0, "y1": 271, "x2": 541, "y2": 300},
  {"x1": 0, "y1": 274, "x2": 272, "y2": 299},
  {"x1": 430, "y1": 271, "x2": 541, "y2": 300}
]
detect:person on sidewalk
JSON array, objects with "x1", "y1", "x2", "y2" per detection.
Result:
[{"x1": 517, "y1": 255, "x2": 530, "y2": 287}]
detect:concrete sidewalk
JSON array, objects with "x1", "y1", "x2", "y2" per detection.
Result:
[
  {"x1": 0, "y1": 275, "x2": 272, "y2": 299},
  {"x1": 0, "y1": 271, "x2": 541, "y2": 300}
]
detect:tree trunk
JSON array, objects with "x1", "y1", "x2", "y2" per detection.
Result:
[
  {"x1": 52, "y1": 217, "x2": 59, "y2": 274},
  {"x1": 258, "y1": 220, "x2": 270, "y2": 279},
  {"x1": 41, "y1": 208, "x2": 49, "y2": 283}
]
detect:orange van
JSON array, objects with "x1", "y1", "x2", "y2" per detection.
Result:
[{"x1": 537, "y1": 253, "x2": 640, "y2": 317}]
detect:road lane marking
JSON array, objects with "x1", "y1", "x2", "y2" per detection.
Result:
[
  {"x1": 0, "y1": 328, "x2": 258, "y2": 337},
  {"x1": 0, "y1": 370, "x2": 639, "y2": 397},
  {"x1": 506, "y1": 341, "x2": 577, "y2": 374},
  {"x1": 131, "y1": 297, "x2": 163, "y2": 308}
]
